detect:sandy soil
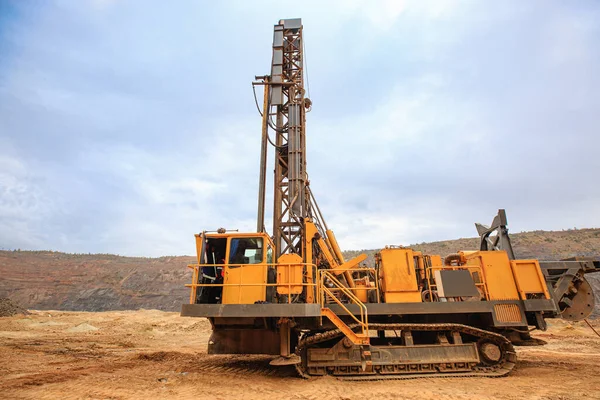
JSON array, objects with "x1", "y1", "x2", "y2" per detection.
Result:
[{"x1": 1, "y1": 310, "x2": 600, "y2": 400}]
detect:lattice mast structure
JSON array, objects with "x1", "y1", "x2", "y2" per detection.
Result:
[{"x1": 256, "y1": 18, "x2": 317, "y2": 260}]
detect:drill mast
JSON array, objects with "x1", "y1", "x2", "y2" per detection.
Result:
[{"x1": 256, "y1": 19, "x2": 312, "y2": 258}]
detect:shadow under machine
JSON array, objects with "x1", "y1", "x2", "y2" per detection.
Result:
[{"x1": 181, "y1": 18, "x2": 599, "y2": 379}]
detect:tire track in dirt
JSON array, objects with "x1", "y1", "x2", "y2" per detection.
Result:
[
  {"x1": 135, "y1": 351, "x2": 298, "y2": 377},
  {"x1": 2, "y1": 360, "x2": 139, "y2": 390}
]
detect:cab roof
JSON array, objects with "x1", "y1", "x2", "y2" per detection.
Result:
[{"x1": 195, "y1": 231, "x2": 275, "y2": 246}]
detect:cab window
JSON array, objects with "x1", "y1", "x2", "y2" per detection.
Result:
[
  {"x1": 229, "y1": 238, "x2": 264, "y2": 265},
  {"x1": 267, "y1": 245, "x2": 273, "y2": 264}
]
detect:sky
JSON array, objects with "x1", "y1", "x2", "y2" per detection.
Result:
[{"x1": 1, "y1": 0, "x2": 599, "y2": 256}]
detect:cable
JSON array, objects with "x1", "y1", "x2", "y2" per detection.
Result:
[
  {"x1": 266, "y1": 131, "x2": 285, "y2": 149},
  {"x1": 303, "y1": 36, "x2": 311, "y2": 100},
  {"x1": 252, "y1": 84, "x2": 263, "y2": 117},
  {"x1": 252, "y1": 83, "x2": 287, "y2": 149},
  {"x1": 267, "y1": 115, "x2": 286, "y2": 134},
  {"x1": 253, "y1": 81, "x2": 285, "y2": 133},
  {"x1": 264, "y1": 82, "x2": 287, "y2": 134},
  {"x1": 584, "y1": 319, "x2": 600, "y2": 338}
]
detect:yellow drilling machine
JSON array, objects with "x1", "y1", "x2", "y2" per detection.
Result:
[{"x1": 181, "y1": 18, "x2": 599, "y2": 379}]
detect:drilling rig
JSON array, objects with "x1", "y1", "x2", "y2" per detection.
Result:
[{"x1": 181, "y1": 18, "x2": 599, "y2": 379}]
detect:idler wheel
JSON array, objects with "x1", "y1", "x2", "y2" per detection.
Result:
[{"x1": 478, "y1": 340, "x2": 502, "y2": 364}]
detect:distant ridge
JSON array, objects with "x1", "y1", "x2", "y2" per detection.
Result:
[{"x1": 343, "y1": 227, "x2": 600, "y2": 265}]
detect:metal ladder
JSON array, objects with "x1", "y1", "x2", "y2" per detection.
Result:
[{"x1": 318, "y1": 270, "x2": 369, "y2": 345}]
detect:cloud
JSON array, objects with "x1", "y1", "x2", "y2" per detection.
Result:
[
  {"x1": 0, "y1": 139, "x2": 63, "y2": 250},
  {"x1": 0, "y1": 1, "x2": 599, "y2": 256}
]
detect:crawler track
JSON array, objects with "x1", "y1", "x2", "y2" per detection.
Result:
[{"x1": 295, "y1": 323, "x2": 516, "y2": 380}]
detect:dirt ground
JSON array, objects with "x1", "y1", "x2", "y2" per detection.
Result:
[{"x1": 1, "y1": 310, "x2": 599, "y2": 400}]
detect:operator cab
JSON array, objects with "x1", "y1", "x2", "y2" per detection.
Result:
[{"x1": 194, "y1": 232, "x2": 275, "y2": 305}]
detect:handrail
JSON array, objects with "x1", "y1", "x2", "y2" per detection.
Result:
[
  {"x1": 187, "y1": 262, "x2": 318, "y2": 304},
  {"x1": 320, "y1": 267, "x2": 380, "y2": 304},
  {"x1": 318, "y1": 270, "x2": 369, "y2": 338}
]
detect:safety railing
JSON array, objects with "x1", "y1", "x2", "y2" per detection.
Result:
[
  {"x1": 317, "y1": 269, "x2": 369, "y2": 339},
  {"x1": 186, "y1": 262, "x2": 318, "y2": 304},
  {"x1": 317, "y1": 267, "x2": 380, "y2": 305},
  {"x1": 425, "y1": 264, "x2": 490, "y2": 301}
]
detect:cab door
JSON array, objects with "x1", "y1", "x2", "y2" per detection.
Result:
[{"x1": 222, "y1": 236, "x2": 267, "y2": 304}]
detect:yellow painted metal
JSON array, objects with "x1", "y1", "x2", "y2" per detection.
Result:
[
  {"x1": 304, "y1": 222, "x2": 338, "y2": 275},
  {"x1": 321, "y1": 308, "x2": 369, "y2": 345},
  {"x1": 194, "y1": 234, "x2": 204, "y2": 264},
  {"x1": 429, "y1": 255, "x2": 442, "y2": 267},
  {"x1": 303, "y1": 221, "x2": 319, "y2": 303},
  {"x1": 330, "y1": 254, "x2": 368, "y2": 276},
  {"x1": 321, "y1": 267, "x2": 381, "y2": 305},
  {"x1": 305, "y1": 221, "x2": 366, "y2": 292},
  {"x1": 277, "y1": 253, "x2": 304, "y2": 295},
  {"x1": 315, "y1": 236, "x2": 338, "y2": 270},
  {"x1": 202, "y1": 231, "x2": 276, "y2": 240},
  {"x1": 217, "y1": 233, "x2": 273, "y2": 304},
  {"x1": 188, "y1": 230, "x2": 319, "y2": 304},
  {"x1": 185, "y1": 263, "x2": 317, "y2": 303},
  {"x1": 463, "y1": 251, "x2": 519, "y2": 300},
  {"x1": 510, "y1": 259, "x2": 551, "y2": 300},
  {"x1": 318, "y1": 269, "x2": 369, "y2": 344},
  {"x1": 223, "y1": 266, "x2": 266, "y2": 304},
  {"x1": 378, "y1": 248, "x2": 422, "y2": 303},
  {"x1": 189, "y1": 265, "x2": 198, "y2": 304},
  {"x1": 354, "y1": 280, "x2": 369, "y2": 302},
  {"x1": 190, "y1": 232, "x2": 207, "y2": 304},
  {"x1": 326, "y1": 229, "x2": 345, "y2": 263}
]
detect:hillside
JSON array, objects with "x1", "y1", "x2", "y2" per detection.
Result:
[
  {"x1": 0, "y1": 252, "x2": 194, "y2": 312},
  {"x1": 1, "y1": 228, "x2": 599, "y2": 312}
]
